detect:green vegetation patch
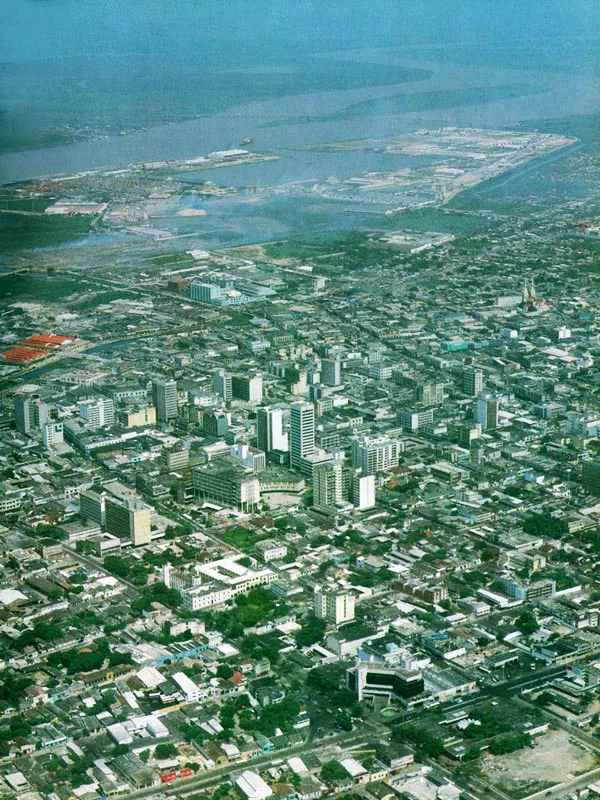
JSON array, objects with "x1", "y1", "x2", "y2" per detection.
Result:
[
  {"x1": 0, "y1": 212, "x2": 93, "y2": 251},
  {"x1": 0, "y1": 274, "x2": 82, "y2": 303}
]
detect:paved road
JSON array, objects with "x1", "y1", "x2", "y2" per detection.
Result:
[
  {"x1": 489, "y1": 665, "x2": 568, "y2": 695},
  {"x1": 63, "y1": 545, "x2": 142, "y2": 599},
  {"x1": 121, "y1": 731, "x2": 372, "y2": 800},
  {"x1": 522, "y1": 764, "x2": 600, "y2": 800},
  {"x1": 457, "y1": 770, "x2": 512, "y2": 800}
]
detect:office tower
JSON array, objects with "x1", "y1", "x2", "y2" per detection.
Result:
[
  {"x1": 105, "y1": 496, "x2": 151, "y2": 546},
  {"x1": 14, "y1": 397, "x2": 31, "y2": 435},
  {"x1": 79, "y1": 487, "x2": 107, "y2": 526},
  {"x1": 321, "y1": 357, "x2": 341, "y2": 387},
  {"x1": 193, "y1": 463, "x2": 260, "y2": 512},
  {"x1": 256, "y1": 407, "x2": 288, "y2": 453},
  {"x1": 161, "y1": 448, "x2": 190, "y2": 471},
  {"x1": 417, "y1": 382, "x2": 445, "y2": 406},
  {"x1": 79, "y1": 397, "x2": 115, "y2": 429},
  {"x1": 398, "y1": 407, "x2": 434, "y2": 432},
  {"x1": 289, "y1": 401, "x2": 315, "y2": 469},
  {"x1": 284, "y1": 366, "x2": 308, "y2": 395},
  {"x1": 14, "y1": 395, "x2": 49, "y2": 435},
  {"x1": 152, "y1": 379, "x2": 178, "y2": 423},
  {"x1": 119, "y1": 406, "x2": 156, "y2": 428},
  {"x1": 232, "y1": 374, "x2": 263, "y2": 403},
  {"x1": 353, "y1": 473, "x2": 375, "y2": 510},
  {"x1": 202, "y1": 409, "x2": 229, "y2": 437},
  {"x1": 470, "y1": 439, "x2": 485, "y2": 465},
  {"x1": 448, "y1": 421, "x2": 482, "y2": 448},
  {"x1": 213, "y1": 370, "x2": 232, "y2": 404},
  {"x1": 463, "y1": 367, "x2": 483, "y2": 396},
  {"x1": 42, "y1": 421, "x2": 63, "y2": 449},
  {"x1": 314, "y1": 585, "x2": 355, "y2": 625},
  {"x1": 347, "y1": 663, "x2": 424, "y2": 703},
  {"x1": 351, "y1": 435, "x2": 403, "y2": 475},
  {"x1": 32, "y1": 398, "x2": 49, "y2": 429},
  {"x1": 582, "y1": 461, "x2": 600, "y2": 496},
  {"x1": 476, "y1": 393, "x2": 499, "y2": 430},
  {"x1": 190, "y1": 282, "x2": 222, "y2": 302},
  {"x1": 313, "y1": 460, "x2": 344, "y2": 510},
  {"x1": 523, "y1": 277, "x2": 536, "y2": 304},
  {"x1": 308, "y1": 384, "x2": 326, "y2": 403},
  {"x1": 230, "y1": 444, "x2": 266, "y2": 473}
]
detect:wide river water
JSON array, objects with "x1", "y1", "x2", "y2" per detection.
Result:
[{"x1": 1, "y1": 53, "x2": 598, "y2": 186}]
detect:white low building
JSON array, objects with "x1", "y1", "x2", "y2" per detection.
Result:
[
  {"x1": 107, "y1": 723, "x2": 133, "y2": 746},
  {"x1": 172, "y1": 671, "x2": 203, "y2": 703},
  {"x1": 176, "y1": 555, "x2": 275, "y2": 611},
  {"x1": 107, "y1": 715, "x2": 168, "y2": 744},
  {"x1": 236, "y1": 770, "x2": 273, "y2": 800},
  {"x1": 136, "y1": 666, "x2": 164, "y2": 689}
]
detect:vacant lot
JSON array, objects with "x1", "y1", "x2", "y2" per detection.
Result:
[{"x1": 477, "y1": 729, "x2": 596, "y2": 798}]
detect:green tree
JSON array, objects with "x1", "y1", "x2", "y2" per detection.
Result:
[
  {"x1": 321, "y1": 761, "x2": 349, "y2": 783},
  {"x1": 489, "y1": 733, "x2": 531, "y2": 755},
  {"x1": 155, "y1": 743, "x2": 178, "y2": 760},
  {"x1": 522, "y1": 512, "x2": 568, "y2": 537},
  {"x1": 515, "y1": 610, "x2": 539, "y2": 636},
  {"x1": 216, "y1": 665, "x2": 234, "y2": 680},
  {"x1": 295, "y1": 617, "x2": 326, "y2": 648}
]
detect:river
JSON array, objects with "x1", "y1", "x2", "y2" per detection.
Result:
[{"x1": 0, "y1": 52, "x2": 598, "y2": 185}]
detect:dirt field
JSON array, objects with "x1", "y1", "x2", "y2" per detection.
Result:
[{"x1": 478, "y1": 729, "x2": 597, "y2": 796}]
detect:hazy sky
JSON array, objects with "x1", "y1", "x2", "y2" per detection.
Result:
[
  {"x1": 0, "y1": 0, "x2": 598, "y2": 180},
  {"x1": 2, "y1": 0, "x2": 599, "y2": 63}
]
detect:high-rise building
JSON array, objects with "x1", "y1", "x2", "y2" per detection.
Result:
[
  {"x1": 79, "y1": 487, "x2": 107, "y2": 526},
  {"x1": 79, "y1": 397, "x2": 115, "y2": 429},
  {"x1": 105, "y1": 496, "x2": 152, "y2": 546},
  {"x1": 470, "y1": 439, "x2": 485, "y2": 465},
  {"x1": 289, "y1": 401, "x2": 314, "y2": 469},
  {"x1": 313, "y1": 460, "x2": 345, "y2": 511},
  {"x1": 308, "y1": 384, "x2": 326, "y2": 403},
  {"x1": 193, "y1": 461, "x2": 260, "y2": 512},
  {"x1": 321, "y1": 358, "x2": 341, "y2": 387},
  {"x1": 256, "y1": 407, "x2": 288, "y2": 453},
  {"x1": 416, "y1": 382, "x2": 445, "y2": 406},
  {"x1": 161, "y1": 448, "x2": 190, "y2": 471},
  {"x1": 448, "y1": 421, "x2": 482, "y2": 448},
  {"x1": 14, "y1": 396, "x2": 32, "y2": 435},
  {"x1": 314, "y1": 585, "x2": 355, "y2": 625},
  {"x1": 398, "y1": 407, "x2": 434, "y2": 432},
  {"x1": 230, "y1": 444, "x2": 266, "y2": 473},
  {"x1": 213, "y1": 370, "x2": 232, "y2": 403},
  {"x1": 582, "y1": 461, "x2": 600, "y2": 496},
  {"x1": 476, "y1": 393, "x2": 499, "y2": 430},
  {"x1": 42, "y1": 421, "x2": 64, "y2": 449},
  {"x1": 119, "y1": 405, "x2": 156, "y2": 428},
  {"x1": 202, "y1": 409, "x2": 229, "y2": 437},
  {"x1": 152, "y1": 379, "x2": 178, "y2": 423},
  {"x1": 284, "y1": 366, "x2": 308, "y2": 395},
  {"x1": 352, "y1": 473, "x2": 376, "y2": 510},
  {"x1": 351, "y1": 435, "x2": 403, "y2": 475},
  {"x1": 346, "y1": 663, "x2": 424, "y2": 704},
  {"x1": 463, "y1": 368, "x2": 483, "y2": 396},
  {"x1": 14, "y1": 395, "x2": 49, "y2": 435},
  {"x1": 190, "y1": 282, "x2": 222, "y2": 303},
  {"x1": 232, "y1": 374, "x2": 263, "y2": 403}
]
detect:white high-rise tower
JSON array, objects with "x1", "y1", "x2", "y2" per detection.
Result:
[{"x1": 290, "y1": 401, "x2": 315, "y2": 469}]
